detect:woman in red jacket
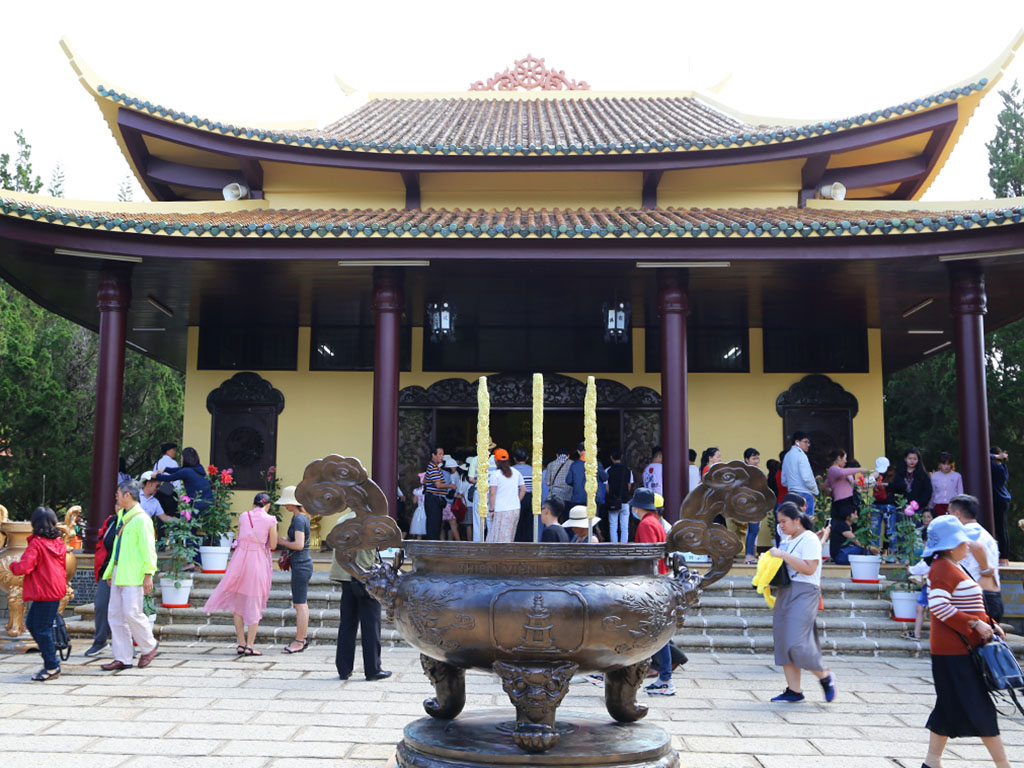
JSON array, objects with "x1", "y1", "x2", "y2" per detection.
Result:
[{"x1": 9, "y1": 507, "x2": 67, "y2": 681}]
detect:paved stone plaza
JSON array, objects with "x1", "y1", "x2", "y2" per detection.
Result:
[{"x1": 0, "y1": 643, "x2": 1020, "y2": 767}]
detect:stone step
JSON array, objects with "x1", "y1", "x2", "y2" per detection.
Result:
[
  {"x1": 693, "y1": 595, "x2": 893, "y2": 617},
  {"x1": 65, "y1": 616, "x2": 1024, "y2": 658}
]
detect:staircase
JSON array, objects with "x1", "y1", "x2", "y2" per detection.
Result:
[{"x1": 68, "y1": 565, "x2": 1024, "y2": 657}]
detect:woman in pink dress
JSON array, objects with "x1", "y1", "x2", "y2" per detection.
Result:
[{"x1": 203, "y1": 493, "x2": 278, "y2": 656}]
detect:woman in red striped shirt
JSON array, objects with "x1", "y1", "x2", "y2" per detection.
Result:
[{"x1": 920, "y1": 515, "x2": 1009, "y2": 768}]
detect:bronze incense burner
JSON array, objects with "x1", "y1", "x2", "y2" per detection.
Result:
[{"x1": 298, "y1": 457, "x2": 772, "y2": 767}]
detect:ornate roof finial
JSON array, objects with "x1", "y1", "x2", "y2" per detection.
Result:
[{"x1": 469, "y1": 54, "x2": 590, "y2": 91}]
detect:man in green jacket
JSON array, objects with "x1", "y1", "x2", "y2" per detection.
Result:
[
  {"x1": 101, "y1": 480, "x2": 159, "y2": 671},
  {"x1": 329, "y1": 512, "x2": 390, "y2": 681}
]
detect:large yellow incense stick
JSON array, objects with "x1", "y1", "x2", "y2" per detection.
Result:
[
  {"x1": 584, "y1": 376, "x2": 598, "y2": 535},
  {"x1": 476, "y1": 376, "x2": 490, "y2": 538},
  {"x1": 532, "y1": 374, "x2": 544, "y2": 541}
]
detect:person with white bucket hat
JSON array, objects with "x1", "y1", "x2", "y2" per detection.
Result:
[{"x1": 276, "y1": 485, "x2": 313, "y2": 654}]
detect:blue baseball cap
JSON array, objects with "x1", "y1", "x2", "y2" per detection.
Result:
[{"x1": 921, "y1": 514, "x2": 971, "y2": 558}]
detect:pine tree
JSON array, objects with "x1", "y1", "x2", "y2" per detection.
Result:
[
  {"x1": 986, "y1": 80, "x2": 1024, "y2": 197},
  {"x1": 47, "y1": 162, "x2": 65, "y2": 198}
]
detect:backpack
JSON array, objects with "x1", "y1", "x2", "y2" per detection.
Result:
[{"x1": 53, "y1": 612, "x2": 71, "y2": 661}]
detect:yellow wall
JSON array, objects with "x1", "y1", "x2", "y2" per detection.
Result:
[
  {"x1": 260, "y1": 162, "x2": 406, "y2": 209},
  {"x1": 182, "y1": 325, "x2": 885, "y2": 533},
  {"x1": 658, "y1": 160, "x2": 803, "y2": 209},
  {"x1": 420, "y1": 172, "x2": 643, "y2": 210}
]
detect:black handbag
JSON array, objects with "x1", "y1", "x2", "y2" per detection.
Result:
[{"x1": 769, "y1": 560, "x2": 792, "y2": 588}]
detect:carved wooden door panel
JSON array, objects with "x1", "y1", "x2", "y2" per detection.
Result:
[
  {"x1": 207, "y1": 373, "x2": 285, "y2": 490},
  {"x1": 781, "y1": 409, "x2": 852, "y2": 477}
]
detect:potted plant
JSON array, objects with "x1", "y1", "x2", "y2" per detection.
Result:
[
  {"x1": 847, "y1": 481, "x2": 884, "y2": 583},
  {"x1": 158, "y1": 501, "x2": 198, "y2": 607},
  {"x1": 264, "y1": 465, "x2": 283, "y2": 521},
  {"x1": 197, "y1": 465, "x2": 235, "y2": 573},
  {"x1": 887, "y1": 500, "x2": 924, "y2": 621}
]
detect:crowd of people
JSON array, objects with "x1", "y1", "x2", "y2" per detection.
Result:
[{"x1": 5, "y1": 434, "x2": 1017, "y2": 765}]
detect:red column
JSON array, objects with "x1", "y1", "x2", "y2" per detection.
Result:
[
  {"x1": 85, "y1": 267, "x2": 131, "y2": 553},
  {"x1": 372, "y1": 268, "x2": 402, "y2": 518},
  {"x1": 949, "y1": 265, "x2": 995, "y2": 533},
  {"x1": 659, "y1": 269, "x2": 689, "y2": 523}
]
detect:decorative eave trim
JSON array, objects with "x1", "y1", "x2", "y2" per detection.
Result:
[
  {"x1": 3, "y1": 198, "x2": 1024, "y2": 240},
  {"x1": 93, "y1": 80, "x2": 988, "y2": 157}
]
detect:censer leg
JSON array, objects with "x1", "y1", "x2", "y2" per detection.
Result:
[
  {"x1": 420, "y1": 655, "x2": 466, "y2": 720},
  {"x1": 493, "y1": 660, "x2": 577, "y2": 754},
  {"x1": 605, "y1": 660, "x2": 650, "y2": 722}
]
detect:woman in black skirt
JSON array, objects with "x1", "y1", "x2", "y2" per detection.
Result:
[{"x1": 920, "y1": 514, "x2": 1009, "y2": 768}]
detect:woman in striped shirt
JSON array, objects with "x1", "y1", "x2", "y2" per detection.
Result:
[{"x1": 920, "y1": 515, "x2": 1009, "y2": 768}]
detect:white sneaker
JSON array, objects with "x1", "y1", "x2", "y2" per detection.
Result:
[
  {"x1": 585, "y1": 674, "x2": 605, "y2": 688},
  {"x1": 644, "y1": 680, "x2": 676, "y2": 696}
]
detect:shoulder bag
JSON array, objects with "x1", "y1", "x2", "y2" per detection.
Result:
[{"x1": 958, "y1": 627, "x2": 1024, "y2": 716}]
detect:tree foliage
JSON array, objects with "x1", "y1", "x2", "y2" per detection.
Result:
[
  {"x1": 0, "y1": 132, "x2": 184, "y2": 518},
  {"x1": 987, "y1": 80, "x2": 1024, "y2": 197},
  {"x1": 0, "y1": 131, "x2": 43, "y2": 194},
  {"x1": 884, "y1": 321, "x2": 1024, "y2": 558}
]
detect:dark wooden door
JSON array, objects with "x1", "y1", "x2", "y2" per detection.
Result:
[{"x1": 782, "y1": 408, "x2": 852, "y2": 477}]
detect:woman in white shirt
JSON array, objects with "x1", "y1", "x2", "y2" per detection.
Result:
[
  {"x1": 768, "y1": 501, "x2": 836, "y2": 704},
  {"x1": 487, "y1": 448, "x2": 526, "y2": 543}
]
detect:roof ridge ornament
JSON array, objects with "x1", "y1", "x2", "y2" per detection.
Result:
[{"x1": 469, "y1": 54, "x2": 590, "y2": 91}]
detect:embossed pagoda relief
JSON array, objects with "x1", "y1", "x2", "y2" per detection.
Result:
[
  {"x1": 469, "y1": 54, "x2": 591, "y2": 91},
  {"x1": 776, "y1": 374, "x2": 859, "y2": 475},
  {"x1": 207, "y1": 372, "x2": 285, "y2": 489}
]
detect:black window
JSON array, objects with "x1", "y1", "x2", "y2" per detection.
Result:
[
  {"x1": 423, "y1": 326, "x2": 632, "y2": 373},
  {"x1": 198, "y1": 326, "x2": 298, "y2": 370},
  {"x1": 645, "y1": 326, "x2": 749, "y2": 373},
  {"x1": 762, "y1": 328, "x2": 869, "y2": 373},
  {"x1": 311, "y1": 325, "x2": 412, "y2": 371}
]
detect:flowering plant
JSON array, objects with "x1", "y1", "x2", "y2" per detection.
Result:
[
  {"x1": 886, "y1": 499, "x2": 924, "y2": 594},
  {"x1": 159, "y1": 495, "x2": 198, "y2": 582},
  {"x1": 264, "y1": 465, "x2": 283, "y2": 520},
  {"x1": 197, "y1": 465, "x2": 235, "y2": 545}
]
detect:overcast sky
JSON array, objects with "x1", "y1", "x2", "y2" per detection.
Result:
[{"x1": 3, "y1": 0, "x2": 1024, "y2": 204}]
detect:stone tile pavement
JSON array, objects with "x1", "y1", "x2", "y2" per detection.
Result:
[{"x1": 1, "y1": 643, "x2": 1021, "y2": 767}]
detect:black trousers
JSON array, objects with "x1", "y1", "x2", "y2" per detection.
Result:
[
  {"x1": 983, "y1": 589, "x2": 1005, "y2": 624},
  {"x1": 424, "y1": 494, "x2": 446, "y2": 541},
  {"x1": 992, "y1": 496, "x2": 1012, "y2": 560},
  {"x1": 336, "y1": 580, "x2": 382, "y2": 678}
]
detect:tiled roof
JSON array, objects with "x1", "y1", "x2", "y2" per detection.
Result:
[
  {"x1": 4, "y1": 197, "x2": 1022, "y2": 239},
  {"x1": 95, "y1": 78, "x2": 989, "y2": 157}
]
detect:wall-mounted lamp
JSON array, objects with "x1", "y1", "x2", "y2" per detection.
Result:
[
  {"x1": 603, "y1": 301, "x2": 630, "y2": 343},
  {"x1": 819, "y1": 181, "x2": 846, "y2": 200},
  {"x1": 426, "y1": 302, "x2": 456, "y2": 342},
  {"x1": 222, "y1": 182, "x2": 250, "y2": 201}
]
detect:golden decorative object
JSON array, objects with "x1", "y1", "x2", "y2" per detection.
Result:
[
  {"x1": 476, "y1": 376, "x2": 490, "y2": 529},
  {"x1": 309, "y1": 514, "x2": 323, "y2": 551},
  {"x1": 584, "y1": 376, "x2": 598, "y2": 523},
  {"x1": 531, "y1": 374, "x2": 543, "y2": 529}
]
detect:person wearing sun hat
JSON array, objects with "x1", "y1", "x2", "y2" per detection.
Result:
[
  {"x1": 486, "y1": 448, "x2": 525, "y2": 543},
  {"x1": 918, "y1": 514, "x2": 1009, "y2": 768},
  {"x1": 275, "y1": 485, "x2": 313, "y2": 654},
  {"x1": 560, "y1": 505, "x2": 600, "y2": 543}
]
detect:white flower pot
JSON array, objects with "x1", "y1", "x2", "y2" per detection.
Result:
[
  {"x1": 848, "y1": 554, "x2": 882, "y2": 583},
  {"x1": 891, "y1": 590, "x2": 919, "y2": 622},
  {"x1": 218, "y1": 532, "x2": 235, "y2": 548},
  {"x1": 199, "y1": 545, "x2": 231, "y2": 573},
  {"x1": 159, "y1": 577, "x2": 193, "y2": 608}
]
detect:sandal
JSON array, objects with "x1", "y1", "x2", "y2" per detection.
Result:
[
  {"x1": 235, "y1": 645, "x2": 247, "y2": 655},
  {"x1": 899, "y1": 631, "x2": 920, "y2": 641},
  {"x1": 282, "y1": 639, "x2": 309, "y2": 654},
  {"x1": 243, "y1": 646, "x2": 263, "y2": 656},
  {"x1": 31, "y1": 669, "x2": 60, "y2": 682}
]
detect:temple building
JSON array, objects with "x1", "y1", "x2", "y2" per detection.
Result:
[{"x1": 2, "y1": 39, "x2": 1024, "y2": 547}]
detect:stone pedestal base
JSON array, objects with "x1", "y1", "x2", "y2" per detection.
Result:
[
  {"x1": 397, "y1": 711, "x2": 678, "y2": 768},
  {"x1": 0, "y1": 632, "x2": 38, "y2": 654}
]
